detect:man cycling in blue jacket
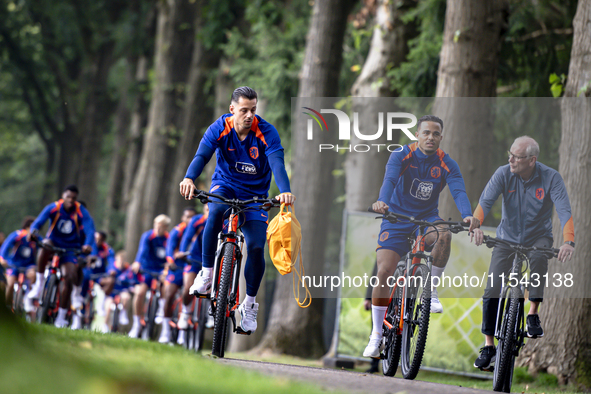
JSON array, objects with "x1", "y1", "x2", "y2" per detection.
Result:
[
  {"x1": 27, "y1": 185, "x2": 96, "y2": 328},
  {"x1": 364, "y1": 115, "x2": 480, "y2": 358},
  {"x1": 472, "y1": 136, "x2": 575, "y2": 370},
  {"x1": 179, "y1": 86, "x2": 295, "y2": 334}
]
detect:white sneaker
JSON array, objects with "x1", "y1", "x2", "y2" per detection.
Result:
[
  {"x1": 155, "y1": 299, "x2": 165, "y2": 324},
  {"x1": 237, "y1": 302, "x2": 259, "y2": 333},
  {"x1": 177, "y1": 330, "x2": 186, "y2": 346},
  {"x1": 101, "y1": 324, "x2": 110, "y2": 334},
  {"x1": 430, "y1": 288, "x2": 443, "y2": 313},
  {"x1": 158, "y1": 326, "x2": 171, "y2": 344},
  {"x1": 190, "y1": 270, "x2": 212, "y2": 295},
  {"x1": 128, "y1": 323, "x2": 141, "y2": 338},
  {"x1": 206, "y1": 312, "x2": 214, "y2": 329},
  {"x1": 54, "y1": 316, "x2": 69, "y2": 328},
  {"x1": 178, "y1": 312, "x2": 191, "y2": 330},
  {"x1": 118, "y1": 309, "x2": 129, "y2": 326},
  {"x1": 363, "y1": 335, "x2": 382, "y2": 358},
  {"x1": 71, "y1": 294, "x2": 84, "y2": 311},
  {"x1": 24, "y1": 295, "x2": 36, "y2": 313},
  {"x1": 28, "y1": 282, "x2": 43, "y2": 299},
  {"x1": 71, "y1": 313, "x2": 82, "y2": 330}
]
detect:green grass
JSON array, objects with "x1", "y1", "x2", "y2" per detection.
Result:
[{"x1": 0, "y1": 319, "x2": 328, "y2": 394}]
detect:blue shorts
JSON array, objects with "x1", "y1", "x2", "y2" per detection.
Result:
[
  {"x1": 6, "y1": 264, "x2": 36, "y2": 278},
  {"x1": 377, "y1": 214, "x2": 443, "y2": 257},
  {"x1": 138, "y1": 269, "x2": 162, "y2": 286},
  {"x1": 209, "y1": 184, "x2": 269, "y2": 223},
  {"x1": 165, "y1": 268, "x2": 184, "y2": 287},
  {"x1": 49, "y1": 239, "x2": 82, "y2": 265},
  {"x1": 184, "y1": 258, "x2": 202, "y2": 275}
]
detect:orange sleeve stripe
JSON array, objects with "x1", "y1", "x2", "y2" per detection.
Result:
[
  {"x1": 252, "y1": 118, "x2": 268, "y2": 146},
  {"x1": 217, "y1": 116, "x2": 234, "y2": 141},
  {"x1": 436, "y1": 149, "x2": 451, "y2": 173},
  {"x1": 563, "y1": 216, "x2": 574, "y2": 243},
  {"x1": 166, "y1": 256, "x2": 174, "y2": 264},
  {"x1": 474, "y1": 204, "x2": 485, "y2": 223},
  {"x1": 402, "y1": 142, "x2": 418, "y2": 161}
]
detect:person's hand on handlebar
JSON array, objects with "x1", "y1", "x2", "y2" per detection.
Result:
[
  {"x1": 471, "y1": 227, "x2": 484, "y2": 246},
  {"x1": 371, "y1": 200, "x2": 389, "y2": 214},
  {"x1": 557, "y1": 243, "x2": 574, "y2": 263},
  {"x1": 131, "y1": 261, "x2": 141, "y2": 274},
  {"x1": 81, "y1": 245, "x2": 92, "y2": 254},
  {"x1": 179, "y1": 178, "x2": 197, "y2": 200},
  {"x1": 275, "y1": 192, "x2": 296, "y2": 206},
  {"x1": 463, "y1": 216, "x2": 480, "y2": 235}
]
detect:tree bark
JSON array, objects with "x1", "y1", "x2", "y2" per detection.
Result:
[
  {"x1": 103, "y1": 58, "x2": 134, "y2": 233},
  {"x1": 434, "y1": 0, "x2": 508, "y2": 220},
  {"x1": 125, "y1": 0, "x2": 181, "y2": 260},
  {"x1": 167, "y1": 3, "x2": 222, "y2": 221},
  {"x1": 256, "y1": 0, "x2": 356, "y2": 358},
  {"x1": 345, "y1": 0, "x2": 417, "y2": 212},
  {"x1": 77, "y1": 42, "x2": 116, "y2": 212},
  {"x1": 518, "y1": 2, "x2": 591, "y2": 388}
]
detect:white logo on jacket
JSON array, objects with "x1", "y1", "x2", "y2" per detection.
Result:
[
  {"x1": 410, "y1": 179, "x2": 434, "y2": 200},
  {"x1": 58, "y1": 220, "x2": 73, "y2": 234}
]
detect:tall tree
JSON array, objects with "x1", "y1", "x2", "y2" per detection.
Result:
[
  {"x1": 345, "y1": 0, "x2": 417, "y2": 212},
  {"x1": 257, "y1": 0, "x2": 357, "y2": 357},
  {"x1": 125, "y1": 0, "x2": 187, "y2": 259},
  {"x1": 518, "y1": 1, "x2": 591, "y2": 388},
  {"x1": 434, "y1": 0, "x2": 509, "y2": 219}
]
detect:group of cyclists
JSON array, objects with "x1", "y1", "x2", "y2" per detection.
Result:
[
  {"x1": 0, "y1": 86, "x2": 576, "y2": 375},
  {"x1": 362, "y1": 115, "x2": 575, "y2": 374}
]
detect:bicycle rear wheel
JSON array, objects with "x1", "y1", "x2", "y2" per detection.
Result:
[
  {"x1": 212, "y1": 243, "x2": 236, "y2": 358},
  {"x1": 38, "y1": 275, "x2": 58, "y2": 324},
  {"x1": 400, "y1": 264, "x2": 431, "y2": 380},
  {"x1": 493, "y1": 286, "x2": 519, "y2": 392},
  {"x1": 382, "y1": 267, "x2": 404, "y2": 377},
  {"x1": 144, "y1": 292, "x2": 159, "y2": 341},
  {"x1": 13, "y1": 285, "x2": 25, "y2": 317}
]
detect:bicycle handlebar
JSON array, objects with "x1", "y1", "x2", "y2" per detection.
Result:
[
  {"x1": 193, "y1": 190, "x2": 281, "y2": 211},
  {"x1": 31, "y1": 234, "x2": 84, "y2": 256},
  {"x1": 482, "y1": 235, "x2": 559, "y2": 258},
  {"x1": 367, "y1": 207, "x2": 470, "y2": 232}
]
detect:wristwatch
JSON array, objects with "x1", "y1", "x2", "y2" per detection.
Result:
[{"x1": 565, "y1": 241, "x2": 575, "y2": 248}]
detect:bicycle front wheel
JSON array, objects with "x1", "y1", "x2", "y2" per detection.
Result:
[
  {"x1": 195, "y1": 298, "x2": 208, "y2": 352},
  {"x1": 493, "y1": 286, "x2": 520, "y2": 392},
  {"x1": 400, "y1": 264, "x2": 431, "y2": 380},
  {"x1": 382, "y1": 266, "x2": 404, "y2": 377},
  {"x1": 38, "y1": 275, "x2": 58, "y2": 324},
  {"x1": 212, "y1": 243, "x2": 236, "y2": 357}
]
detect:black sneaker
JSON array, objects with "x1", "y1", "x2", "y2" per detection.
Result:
[
  {"x1": 365, "y1": 358, "x2": 380, "y2": 374},
  {"x1": 474, "y1": 345, "x2": 496, "y2": 370},
  {"x1": 526, "y1": 314, "x2": 544, "y2": 338}
]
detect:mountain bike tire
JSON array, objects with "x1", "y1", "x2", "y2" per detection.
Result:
[
  {"x1": 145, "y1": 293, "x2": 159, "y2": 340},
  {"x1": 13, "y1": 285, "x2": 25, "y2": 317},
  {"x1": 493, "y1": 286, "x2": 519, "y2": 392},
  {"x1": 383, "y1": 267, "x2": 404, "y2": 377},
  {"x1": 400, "y1": 264, "x2": 431, "y2": 380},
  {"x1": 38, "y1": 275, "x2": 58, "y2": 324},
  {"x1": 111, "y1": 305, "x2": 120, "y2": 333},
  {"x1": 212, "y1": 243, "x2": 235, "y2": 358}
]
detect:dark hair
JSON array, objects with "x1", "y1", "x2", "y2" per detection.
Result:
[
  {"x1": 63, "y1": 184, "x2": 79, "y2": 194},
  {"x1": 231, "y1": 86, "x2": 257, "y2": 103},
  {"x1": 22, "y1": 216, "x2": 35, "y2": 229},
  {"x1": 183, "y1": 206, "x2": 197, "y2": 214},
  {"x1": 97, "y1": 231, "x2": 107, "y2": 241},
  {"x1": 417, "y1": 115, "x2": 444, "y2": 132}
]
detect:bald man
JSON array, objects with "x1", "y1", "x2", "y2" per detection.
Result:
[{"x1": 471, "y1": 136, "x2": 575, "y2": 370}]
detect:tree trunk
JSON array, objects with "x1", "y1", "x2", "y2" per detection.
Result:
[
  {"x1": 345, "y1": 0, "x2": 417, "y2": 212},
  {"x1": 167, "y1": 4, "x2": 222, "y2": 221},
  {"x1": 77, "y1": 43, "x2": 116, "y2": 212},
  {"x1": 123, "y1": 56, "x2": 150, "y2": 208},
  {"x1": 103, "y1": 58, "x2": 134, "y2": 233},
  {"x1": 125, "y1": 0, "x2": 181, "y2": 260},
  {"x1": 434, "y1": 0, "x2": 508, "y2": 220},
  {"x1": 256, "y1": 0, "x2": 356, "y2": 358},
  {"x1": 518, "y1": 2, "x2": 591, "y2": 388}
]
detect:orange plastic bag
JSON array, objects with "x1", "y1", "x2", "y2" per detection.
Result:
[{"x1": 266, "y1": 204, "x2": 311, "y2": 308}]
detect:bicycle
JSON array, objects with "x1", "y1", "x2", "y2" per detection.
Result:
[
  {"x1": 138, "y1": 268, "x2": 164, "y2": 341},
  {"x1": 369, "y1": 209, "x2": 469, "y2": 379},
  {"x1": 10, "y1": 266, "x2": 34, "y2": 320},
  {"x1": 479, "y1": 235, "x2": 558, "y2": 393},
  {"x1": 33, "y1": 238, "x2": 83, "y2": 325},
  {"x1": 81, "y1": 272, "x2": 106, "y2": 330},
  {"x1": 191, "y1": 189, "x2": 280, "y2": 358}
]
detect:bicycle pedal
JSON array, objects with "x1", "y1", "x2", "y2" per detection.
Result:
[
  {"x1": 190, "y1": 290, "x2": 210, "y2": 299},
  {"x1": 479, "y1": 366, "x2": 494, "y2": 372},
  {"x1": 234, "y1": 326, "x2": 251, "y2": 335}
]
